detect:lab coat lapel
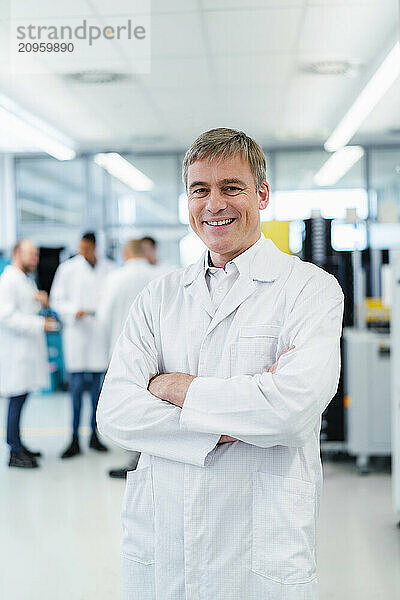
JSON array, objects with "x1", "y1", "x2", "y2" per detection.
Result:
[
  {"x1": 206, "y1": 274, "x2": 257, "y2": 336},
  {"x1": 183, "y1": 238, "x2": 286, "y2": 333},
  {"x1": 184, "y1": 257, "x2": 215, "y2": 319}
]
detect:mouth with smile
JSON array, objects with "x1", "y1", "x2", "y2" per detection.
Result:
[{"x1": 203, "y1": 218, "x2": 236, "y2": 228}]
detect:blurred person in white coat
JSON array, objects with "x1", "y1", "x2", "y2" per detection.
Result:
[
  {"x1": 97, "y1": 129, "x2": 344, "y2": 600},
  {"x1": 140, "y1": 236, "x2": 175, "y2": 276},
  {"x1": 0, "y1": 240, "x2": 56, "y2": 469},
  {"x1": 98, "y1": 238, "x2": 162, "y2": 478},
  {"x1": 98, "y1": 239, "x2": 158, "y2": 360},
  {"x1": 51, "y1": 232, "x2": 114, "y2": 459},
  {"x1": 140, "y1": 236, "x2": 158, "y2": 267}
]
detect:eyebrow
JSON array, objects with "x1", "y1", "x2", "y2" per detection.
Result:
[
  {"x1": 189, "y1": 180, "x2": 208, "y2": 191},
  {"x1": 219, "y1": 178, "x2": 246, "y2": 186},
  {"x1": 188, "y1": 178, "x2": 246, "y2": 190}
]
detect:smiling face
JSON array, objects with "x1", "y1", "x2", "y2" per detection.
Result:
[{"x1": 187, "y1": 154, "x2": 269, "y2": 267}]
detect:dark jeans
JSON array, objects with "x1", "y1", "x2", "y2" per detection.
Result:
[
  {"x1": 69, "y1": 372, "x2": 104, "y2": 437},
  {"x1": 7, "y1": 393, "x2": 28, "y2": 453}
]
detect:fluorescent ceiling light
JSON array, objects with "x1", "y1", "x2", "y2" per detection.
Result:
[
  {"x1": 314, "y1": 146, "x2": 365, "y2": 186},
  {"x1": 94, "y1": 153, "x2": 154, "y2": 192},
  {"x1": 325, "y1": 42, "x2": 400, "y2": 152},
  {"x1": 0, "y1": 94, "x2": 76, "y2": 160}
]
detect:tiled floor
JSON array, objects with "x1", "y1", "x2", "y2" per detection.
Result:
[{"x1": 1, "y1": 393, "x2": 400, "y2": 599}]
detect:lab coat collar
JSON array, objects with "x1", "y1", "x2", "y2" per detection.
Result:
[
  {"x1": 124, "y1": 258, "x2": 149, "y2": 268},
  {"x1": 76, "y1": 253, "x2": 98, "y2": 270},
  {"x1": 8, "y1": 264, "x2": 35, "y2": 283},
  {"x1": 182, "y1": 235, "x2": 287, "y2": 287}
]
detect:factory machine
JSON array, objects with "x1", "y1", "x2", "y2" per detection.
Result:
[
  {"x1": 302, "y1": 215, "x2": 354, "y2": 445},
  {"x1": 342, "y1": 248, "x2": 392, "y2": 474},
  {"x1": 344, "y1": 327, "x2": 391, "y2": 473},
  {"x1": 301, "y1": 214, "x2": 395, "y2": 473}
]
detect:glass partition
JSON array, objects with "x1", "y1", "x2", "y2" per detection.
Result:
[
  {"x1": 368, "y1": 147, "x2": 400, "y2": 223},
  {"x1": 13, "y1": 145, "x2": 400, "y2": 265}
]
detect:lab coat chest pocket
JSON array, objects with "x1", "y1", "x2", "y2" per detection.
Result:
[
  {"x1": 230, "y1": 324, "x2": 280, "y2": 376},
  {"x1": 252, "y1": 471, "x2": 317, "y2": 584},
  {"x1": 121, "y1": 466, "x2": 155, "y2": 564}
]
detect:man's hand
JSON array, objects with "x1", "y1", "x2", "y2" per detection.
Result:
[
  {"x1": 76, "y1": 310, "x2": 88, "y2": 320},
  {"x1": 148, "y1": 373, "x2": 195, "y2": 408},
  {"x1": 216, "y1": 346, "x2": 295, "y2": 445},
  {"x1": 149, "y1": 374, "x2": 238, "y2": 444},
  {"x1": 269, "y1": 345, "x2": 295, "y2": 374},
  {"x1": 218, "y1": 435, "x2": 237, "y2": 444},
  {"x1": 44, "y1": 317, "x2": 58, "y2": 332},
  {"x1": 35, "y1": 290, "x2": 49, "y2": 308}
]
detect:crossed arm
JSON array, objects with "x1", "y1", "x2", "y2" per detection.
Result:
[
  {"x1": 147, "y1": 346, "x2": 295, "y2": 444},
  {"x1": 97, "y1": 280, "x2": 343, "y2": 466}
]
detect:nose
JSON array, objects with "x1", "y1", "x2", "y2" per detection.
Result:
[{"x1": 206, "y1": 188, "x2": 227, "y2": 214}]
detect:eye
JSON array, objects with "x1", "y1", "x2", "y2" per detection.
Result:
[
  {"x1": 192, "y1": 188, "x2": 208, "y2": 197},
  {"x1": 224, "y1": 186, "x2": 243, "y2": 194}
]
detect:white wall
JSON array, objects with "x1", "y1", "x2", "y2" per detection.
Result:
[{"x1": 0, "y1": 154, "x2": 16, "y2": 254}]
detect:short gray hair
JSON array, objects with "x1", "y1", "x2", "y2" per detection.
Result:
[{"x1": 182, "y1": 128, "x2": 266, "y2": 191}]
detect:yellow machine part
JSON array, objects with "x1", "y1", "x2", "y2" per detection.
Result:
[
  {"x1": 262, "y1": 220, "x2": 291, "y2": 255},
  {"x1": 365, "y1": 297, "x2": 390, "y2": 323}
]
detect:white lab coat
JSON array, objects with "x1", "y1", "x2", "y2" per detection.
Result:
[
  {"x1": 0, "y1": 265, "x2": 48, "y2": 397},
  {"x1": 51, "y1": 254, "x2": 115, "y2": 372},
  {"x1": 98, "y1": 237, "x2": 344, "y2": 600},
  {"x1": 98, "y1": 258, "x2": 164, "y2": 359}
]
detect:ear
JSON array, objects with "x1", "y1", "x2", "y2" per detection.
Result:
[{"x1": 258, "y1": 181, "x2": 270, "y2": 211}]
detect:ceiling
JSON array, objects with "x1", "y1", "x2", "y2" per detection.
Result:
[{"x1": 0, "y1": 0, "x2": 399, "y2": 154}]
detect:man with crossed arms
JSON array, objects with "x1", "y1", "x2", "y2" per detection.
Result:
[{"x1": 98, "y1": 127, "x2": 343, "y2": 600}]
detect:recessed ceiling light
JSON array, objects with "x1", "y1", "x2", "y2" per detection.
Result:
[
  {"x1": 301, "y1": 61, "x2": 358, "y2": 77},
  {"x1": 65, "y1": 71, "x2": 130, "y2": 84}
]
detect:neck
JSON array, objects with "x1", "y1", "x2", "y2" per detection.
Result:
[
  {"x1": 209, "y1": 236, "x2": 261, "y2": 269},
  {"x1": 13, "y1": 261, "x2": 29, "y2": 274},
  {"x1": 126, "y1": 254, "x2": 143, "y2": 261},
  {"x1": 85, "y1": 257, "x2": 97, "y2": 267}
]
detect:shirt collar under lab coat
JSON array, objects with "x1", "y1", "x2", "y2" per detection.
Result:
[
  {"x1": 183, "y1": 234, "x2": 288, "y2": 288},
  {"x1": 205, "y1": 234, "x2": 264, "y2": 277}
]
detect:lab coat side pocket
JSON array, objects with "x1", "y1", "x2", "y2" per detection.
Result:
[
  {"x1": 121, "y1": 466, "x2": 155, "y2": 565},
  {"x1": 251, "y1": 471, "x2": 317, "y2": 584}
]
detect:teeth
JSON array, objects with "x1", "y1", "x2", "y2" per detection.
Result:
[{"x1": 206, "y1": 218, "x2": 235, "y2": 226}]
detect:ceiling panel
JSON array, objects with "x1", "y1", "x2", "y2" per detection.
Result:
[
  {"x1": 157, "y1": 86, "x2": 286, "y2": 149},
  {"x1": 278, "y1": 76, "x2": 348, "y2": 141},
  {"x1": 358, "y1": 79, "x2": 400, "y2": 137},
  {"x1": 138, "y1": 57, "x2": 212, "y2": 89},
  {"x1": 0, "y1": 72, "x2": 110, "y2": 141},
  {"x1": 299, "y1": 3, "x2": 397, "y2": 59},
  {"x1": 307, "y1": 0, "x2": 391, "y2": 5},
  {"x1": 202, "y1": 0, "x2": 304, "y2": 8},
  {"x1": 151, "y1": 12, "x2": 206, "y2": 59},
  {"x1": 205, "y1": 8, "x2": 303, "y2": 56},
  {"x1": 212, "y1": 53, "x2": 293, "y2": 88},
  {"x1": 0, "y1": 1, "x2": 398, "y2": 154},
  {"x1": 89, "y1": 0, "x2": 151, "y2": 16},
  {"x1": 148, "y1": 0, "x2": 199, "y2": 14},
  {"x1": 57, "y1": 82, "x2": 162, "y2": 144},
  {"x1": 9, "y1": 0, "x2": 96, "y2": 20}
]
